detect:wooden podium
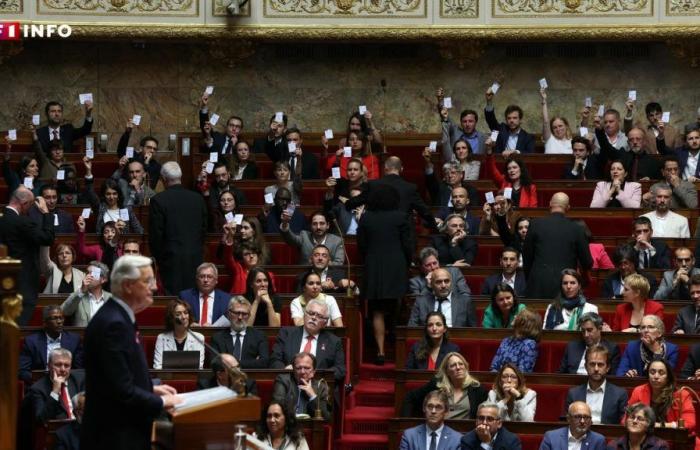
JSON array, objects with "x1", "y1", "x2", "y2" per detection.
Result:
[{"x1": 155, "y1": 392, "x2": 261, "y2": 450}]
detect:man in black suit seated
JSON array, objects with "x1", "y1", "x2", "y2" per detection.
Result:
[
  {"x1": 564, "y1": 344, "x2": 628, "y2": 425},
  {"x1": 484, "y1": 88, "x2": 535, "y2": 155},
  {"x1": 408, "y1": 268, "x2": 476, "y2": 328},
  {"x1": 434, "y1": 186, "x2": 480, "y2": 235},
  {"x1": 54, "y1": 391, "x2": 84, "y2": 450},
  {"x1": 211, "y1": 296, "x2": 269, "y2": 368},
  {"x1": 430, "y1": 215, "x2": 478, "y2": 268},
  {"x1": 36, "y1": 100, "x2": 93, "y2": 154},
  {"x1": 562, "y1": 136, "x2": 605, "y2": 180},
  {"x1": 270, "y1": 299, "x2": 346, "y2": 383},
  {"x1": 196, "y1": 162, "x2": 247, "y2": 210},
  {"x1": 558, "y1": 313, "x2": 620, "y2": 374},
  {"x1": 631, "y1": 217, "x2": 671, "y2": 270},
  {"x1": 264, "y1": 127, "x2": 320, "y2": 180},
  {"x1": 601, "y1": 244, "x2": 657, "y2": 299},
  {"x1": 295, "y1": 244, "x2": 355, "y2": 294},
  {"x1": 460, "y1": 402, "x2": 522, "y2": 450},
  {"x1": 254, "y1": 112, "x2": 287, "y2": 155},
  {"x1": 26, "y1": 348, "x2": 85, "y2": 424},
  {"x1": 196, "y1": 353, "x2": 258, "y2": 395},
  {"x1": 408, "y1": 247, "x2": 470, "y2": 297},
  {"x1": 115, "y1": 120, "x2": 162, "y2": 189},
  {"x1": 672, "y1": 274, "x2": 700, "y2": 335},
  {"x1": 481, "y1": 247, "x2": 527, "y2": 297},
  {"x1": 199, "y1": 93, "x2": 244, "y2": 155},
  {"x1": 271, "y1": 352, "x2": 331, "y2": 421},
  {"x1": 28, "y1": 184, "x2": 75, "y2": 233}
]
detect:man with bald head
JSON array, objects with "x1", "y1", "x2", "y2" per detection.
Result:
[
  {"x1": 523, "y1": 193, "x2": 592, "y2": 298},
  {"x1": 408, "y1": 267, "x2": 475, "y2": 327},
  {"x1": 539, "y1": 401, "x2": 605, "y2": 450},
  {"x1": 0, "y1": 186, "x2": 55, "y2": 325}
]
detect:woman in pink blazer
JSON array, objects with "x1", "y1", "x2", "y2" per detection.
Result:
[{"x1": 590, "y1": 160, "x2": 641, "y2": 208}]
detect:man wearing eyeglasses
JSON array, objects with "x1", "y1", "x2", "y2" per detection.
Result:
[
  {"x1": 460, "y1": 401, "x2": 521, "y2": 450},
  {"x1": 211, "y1": 296, "x2": 269, "y2": 369},
  {"x1": 400, "y1": 390, "x2": 461, "y2": 450},
  {"x1": 271, "y1": 352, "x2": 331, "y2": 421},
  {"x1": 271, "y1": 299, "x2": 346, "y2": 383},
  {"x1": 540, "y1": 402, "x2": 605, "y2": 450},
  {"x1": 654, "y1": 247, "x2": 700, "y2": 300}
]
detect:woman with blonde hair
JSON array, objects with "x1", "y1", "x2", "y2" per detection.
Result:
[{"x1": 612, "y1": 273, "x2": 664, "y2": 332}]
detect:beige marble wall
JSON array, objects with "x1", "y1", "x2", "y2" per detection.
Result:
[{"x1": 1, "y1": 40, "x2": 699, "y2": 150}]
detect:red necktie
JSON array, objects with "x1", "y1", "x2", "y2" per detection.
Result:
[
  {"x1": 60, "y1": 384, "x2": 74, "y2": 420},
  {"x1": 201, "y1": 295, "x2": 209, "y2": 325},
  {"x1": 303, "y1": 335, "x2": 314, "y2": 354}
]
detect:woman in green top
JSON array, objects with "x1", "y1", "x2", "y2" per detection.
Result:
[{"x1": 482, "y1": 283, "x2": 526, "y2": 328}]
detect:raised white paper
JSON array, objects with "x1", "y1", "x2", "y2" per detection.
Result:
[
  {"x1": 284, "y1": 203, "x2": 296, "y2": 215},
  {"x1": 490, "y1": 130, "x2": 499, "y2": 142},
  {"x1": 225, "y1": 212, "x2": 235, "y2": 223},
  {"x1": 324, "y1": 129, "x2": 334, "y2": 139},
  {"x1": 205, "y1": 86, "x2": 214, "y2": 95},
  {"x1": 485, "y1": 191, "x2": 495, "y2": 204},
  {"x1": 90, "y1": 267, "x2": 101, "y2": 279},
  {"x1": 23, "y1": 177, "x2": 33, "y2": 189},
  {"x1": 81, "y1": 208, "x2": 91, "y2": 219},
  {"x1": 491, "y1": 82, "x2": 500, "y2": 94},
  {"x1": 32, "y1": 115, "x2": 41, "y2": 126},
  {"x1": 662, "y1": 112, "x2": 671, "y2": 123},
  {"x1": 539, "y1": 78, "x2": 548, "y2": 89},
  {"x1": 209, "y1": 114, "x2": 220, "y2": 126},
  {"x1": 504, "y1": 187, "x2": 513, "y2": 200},
  {"x1": 205, "y1": 162, "x2": 215, "y2": 174},
  {"x1": 264, "y1": 193, "x2": 274, "y2": 204},
  {"x1": 331, "y1": 167, "x2": 341, "y2": 179},
  {"x1": 579, "y1": 127, "x2": 589, "y2": 137},
  {"x1": 443, "y1": 97, "x2": 452, "y2": 109},
  {"x1": 119, "y1": 208, "x2": 129, "y2": 221},
  {"x1": 54, "y1": 214, "x2": 59, "y2": 226},
  {"x1": 7, "y1": 129, "x2": 16, "y2": 141},
  {"x1": 132, "y1": 115, "x2": 141, "y2": 126},
  {"x1": 86, "y1": 149, "x2": 94, "y2": 159},
  {"x1": 597, "y1": 105, "x2": 605, "y2": 117},
  {"x1": 209, "y1": 152, "x2": 219, "y2": 163},
  {"x1": 125, "y1": 147, "x2": 135, "y2": 158},
  {"x1": 288, "y1": 142, "x2": 297, "y2": 153},
  {"x1": 86, "y1": 136, "x2": 94, "y2": 151},
  {"x1": 343, "y1": 146, "x2": 352, "y2": 158},
  {"x1": 628, "y1": 90, "x2": 637, "y2": 101},
  {"x1": 585, "y1": 97, "x2": 592, "y2": 108},
  {"x1": 233, "y1": 214, "x2": 244, "y2": 225},
  {"x1": 79, "y1": 93, "x2": 93, "y2": 105},
  {"x1": 429, "y1": 141, "x2": 437, "y2": 152},
  {"x1": 57, "y1": 170, "x2": 65, "y2": 180},
  {"x1": 274, "y1": 112, "x2": 284, "y2": 123},
  {"x1": 358, "y1": 105, "x2": 367, "y2": 115}
]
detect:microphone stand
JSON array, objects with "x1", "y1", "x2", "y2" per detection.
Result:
[
  {"x1": 332, "y1": 218, "x2": 354, "y2": 298},
  {"x1": 313, "y1": 378, "x2": 329, "y2": 420},
  {"x1": 175, "y1": 318, "x2": 248, "y2": 396}
]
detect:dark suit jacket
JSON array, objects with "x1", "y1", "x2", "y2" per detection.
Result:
[
  {"x1": 646, "y1": 239, "x2": 672, "y2": 269},
  {"x1": 198, "y1": 109, "x2": 242, "y2": 155},
  {"x1": 677, "y1": 147, "x2": 700, "y2": 179},
  {"x1": 19, "y1": 330, "x2": 83, "y2": 385},
  {"x1": 54, "y1": 420, "x2": 81, "y2": 450},
  {"x1": 485, "y1": 108, "x2": 535, "y2": 154},
  {"x1": 558, "y1": 339, "x2": 620, "y2": 375},
  {"x1": 672, "y1": 305, "x2": 698, "y2": 335},
  {"x1": 116, "y1": 130, "x2": 161, "y2": 189},
  {"x1": 81, "y1": 299, "x2": 163, "y2": 450},
  {"x1": 408, "y1": 292, "x2": 476, "y2": 327},
  {"x1": 562, "y1": 154, "x2": 606, "y2": 180},
  {"x1": 196, "y1": 374, "x2": 258, "y2": 395},
  {"x1": 211, "y1": 326, "x2": 270, "y2": 369},
  {"x1": 431, "y1": 233, "x2": 478, "y2": 266},
  {"x1": 28, "y1": 206, "x2": 75, "y2": 233},
  {"x1": 405, "y1": 339, "x2": 460, "y2": 370},
  {"x1": 564, "y1": 381, "x2": 628, "y2": 425},
  {"x1": 594, "y1": 128, "x2": 661, "y2": 180},
  {"x1": 270, "y1": 326, "x2": 346, "y2": 382},
  {"x1": 408, "y1": 267, "x2": 471, "y2": 298},
  {"x1": 149, "y1": 185, "x2": 208, "y2": 295},
  {"x1": 295, "y1": 267, "x2": 348, "y2": 294},
  {"x1": 425, "y1": 173, "x2": 481, "y2": 208},
  {"x1": 480, "y1": 271, "x2": 527, "y2": 298},
  {"x1": 540, "y1": 427, "x2": 606, "y2": 450},
  {"x1": 178, "y1": 288, "x2": 229, "y2": 325},
  {"x1": 523, "y1": 212, "x2": 592, "y2": 299},
  {"x1": 461, "y1": 425, "x2": 522, "y2": 450},
  {"x1": 435, "y1": 207, "x2": 480, "y2": 235},
  {"x1": 264, "y1": 138, "x2": 320, "y2": 179},
  {"x1": 27, "y1": 372, "x2": 84, "y2": 423},
  {"x1": 37, "y1": 120, "x2": 92, "y2": 154},
  {"x1": 0, "y1": 207, "x2": 55, "y2": 325},
  {"x1": 271, "y1": 373, "x2": 331, "y2": 421},
  {"x1": 681, "y1": 342, "x2": 700, "y2": 379},
  {"x1": 600, "y1": 270, "x2": 657, "y2": 299}
]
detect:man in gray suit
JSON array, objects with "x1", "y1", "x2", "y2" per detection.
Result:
[
  {"x1": 60, "y1": 261, "x2": 112, "y2": 327},
  {"x1": 408, "y1": 247, "x2": 470, "y2": 297},
  {"x1": 400, "y1": 390, "x2": 461, "y2": 450},
  {"x1": 408, "y1": 268, "x2": 475, "y2": 327},
  {"x1": 281, "y1": 211, "x2": 345, "y2": 266},
  {"x1": 654, "y1": 247, "x2": 700, "y2": 300},
  {"x1": 271, "y1": 352, "x2": 331, "y2": 421},
  {"x1": 672, "y1": 274, "x2": 700, "y2": 334}
]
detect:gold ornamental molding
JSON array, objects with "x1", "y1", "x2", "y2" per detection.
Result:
[
  {"x1": 0, "y1": 0, "x2": 22, "y2": 13},
  {"x1": 492, "y1": 0, "x2": 652, "y2": 18},
  {"x1": 263, "y1": 0, "x2": 427, "y2": 18}
]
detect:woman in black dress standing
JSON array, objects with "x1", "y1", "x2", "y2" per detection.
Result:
[{"x1": 357, "y1": 183, "x2": 412, "y2": 365}]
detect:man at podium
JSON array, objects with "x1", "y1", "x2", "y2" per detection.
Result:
[{"x1": 81, "y1": 255, "x2": 181, "y2": 450}]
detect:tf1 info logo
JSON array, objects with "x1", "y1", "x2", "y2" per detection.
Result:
[{"x1": 0, "y1": 22, "x2": 73, "y2": 40}]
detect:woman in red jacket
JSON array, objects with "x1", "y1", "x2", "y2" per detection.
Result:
[
  {"x1": 612, "y1": 273, "x2": 664, "y2": 332},
  {"x1": 324, "y1": 130, "x2": 380, "y2": 180},
  {"x1": 484, "y1": 143, "x2": 538, "y2": 208}
]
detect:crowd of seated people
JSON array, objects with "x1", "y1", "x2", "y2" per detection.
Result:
[{"x1": 8, "y1": 88, "x2": 700, "y2": 450}]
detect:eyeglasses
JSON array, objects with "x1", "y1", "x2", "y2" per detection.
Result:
[
  {"x1": 305, "y1": 311, "x2": 328, "y2": 321},
  {"x1": 638, "y1": 325, "x2": 657, "y2": 331},
  {"x1": 627, "y1": 415, "x2": 648, "y2": 423},
  {"x1": 425, "y1": 404, "x2": 446, "y2": 412},
  {"x1": 501, "y1": 374, "x2": 518, "y2": 380},
  {"x1": 570, "y1": 415, "x2": 592, "y2": 421},
  {"x1": 228, "y1": 310, "x2": 250, "y2": 318},
  {"x1": 476, "y1": 415, "x2": 499, "y2": 423}
]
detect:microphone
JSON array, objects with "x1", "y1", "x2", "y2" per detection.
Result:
[
  {"x1": 174, "y1": 317, "x2": 248, "y2": 395},
  {"x1": 332, "y1": 218, "x2": 354, "y2": 298}
]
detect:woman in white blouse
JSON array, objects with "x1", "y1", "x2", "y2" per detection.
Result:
[
  {"x1": 290, "y1": 271, "x2": 343, "y2": 327},
  {"x1": 153, "y1": 299, "x2": 205, "y2": 369},
  {"x1": 487, "y1": 363, "x2": 537, "y2": 421},
  {"x1": 41, "y1": 244, "x2": 85, "y2": 294},
  {"x1": 540, "y1": 88, "x2": 573, "y2": 154},
  {"x1": 446, "y1": 139, "x2": 481, "y2": 180}
]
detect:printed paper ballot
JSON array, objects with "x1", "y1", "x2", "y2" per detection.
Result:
[
  {"x1": 579, "y1": 127, "x2": 589, "y2": 137},
  {"x1": 119, "y1": 209, "x2": 129, "y2": 221},
  {"x1": 225, "y1": 212, "x2": 235, "y2": 223},
  {"x1": 585, "y1": 97, "x2": 592, "y2": 107},
  {"x1": 539, "y1": 78, "x2": 548, "y2": 89},
  {"x1": 86, "y1": 149, "x2": 94, "y2": 159},
  {"x1": 274, "y1": 112, "x2": 284, "y2": 123},
  {"x1": 86, "y1": 136, "x2": 95, "y2": 151},
  {"x1": 285, "y1": 204, "x2": 296, "y2": 215},
  {"x1": 79, "y1": 93, "x2": 93, "y2": 104},
  {"x1": 358, "y1": 105, "x2": 367, "y2": 115},
  {"x1": 491, "y1": 82, "x2": 500, "y2": 94},
  {"x1": 182, "y1": 138, "x2": 191, "y2": 156},
  {"x1": 54, "y1": 214, "x2": 59, "y2": 226},
  {"x1": 23, "y1": 177, "x2": 33, "y2": 189},
  {"x1": 485, "y1": 191, "x2": 495, "y2": 204},
  {"x1": 57, "y1": 170, "x2": 65, "y2": 180},
  {"x1": 628, "y1": 90, "x2": 637, "y2": 101},
  {"x1": 490, "y1": 130, "x2": 499, "y2": 142},
  {"x1": 429, "y1": 141, "x2": 437, "y2": 152},
  {"x1": 662, "y1": 112, "x2": 671, "y2": 123},
  {"x1": 288, "y1": 142, "x2": 297, "y2": 153},
  {"x1": 343, "y1": 146, "x2": 352, "y2": 157},
  {"x1": 597, "y1": 105, "x2": 605, "y2": 117},
  {"x1": 205, "y1": 86, "x2": 214, "y2": 95},
  {"x1": 324, "y1": 129, "x2": 334, "y2": 139},
  {"x1": 7, "y1": 129, "x2": 16, "y2": 141},
  {"x1": 90, "y1": 267, "x2": 101, "y2": 279},
  {"x1": 126, "y1": 147, "x2": 135, "y2": 158},
  {"x1": 233, "y1": 214, "x2": 243, "y2": 225},
  {"x1": 209, "y1": 114, "x2": 220, "y2": 126},
  {"x1": 331, "y1": 167, "x2": 341, "y2": 179},
  {"x1": 32, "y1": 115, "x2": 41, "y2": 126},
  {"x1": 264, "y1": 193, "x2": 274, "y2": 204},
  {"x1": 504, "y1": 187, "x2": 513, "y2": 200},
  {"x1": 209, "y1": 152, "x2": 219, "y2": 163},
  {"x1": 443, "y1": 97, "x2": 452, "y2": 109},
  {"x1": 205, "y1": 162, "x2": 214, "y2": 174},
  {"x1": 81, "y1": 208, "x2": 91, "y2": 219}
]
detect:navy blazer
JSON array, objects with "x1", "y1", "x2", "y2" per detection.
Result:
[
  {"x1": 179, "y1": 287, "x2": 230, "y2": 324},
  {"x1": 400, "y1": 423, "x2": 462, "y2": 450},
  {"x1": 540, "y1": 427, "x2": 606, "y2": 450},
  {"x1": 36, "y1": 120, "x2": 93, "y2": 154},
  {"x1": 677, "y1": 147, "x2": 700, "y2": 179},
  {"x1": 54, "y1": 421, "x2": 81, "y2": 450},
  {"x1": 564, "y1": 381, "x2": 628, "y2": 425},
  {"x1": 81, "y1": 299, "x2": 163, "y2": 450},
  {"x1": 405, "y1": 340, "x2": 460, "y2": 370},
  {"x1": 485, "y1": 108, "x2": 535, "y2": 154},
  {"x1": 461, "y1": 425, "x2": 522, "y2": 450},
  {"x1": 19, "y1": 330, "x2": 83, "y2": 385},
  {"x1": 211, "y1": 326, "x2": 270, "y2": 369},
  {"x1": 558, "y1": 339, "x2": 620, "y2": 375},
  {"x1": 616, "y1": 339, "x2": 679, "y2": 377},
  {"x1": 480, "y1": 272, "x2": 527, "y2": 298}
]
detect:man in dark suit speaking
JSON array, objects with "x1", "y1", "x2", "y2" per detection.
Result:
[{"x1": 81, "y1": 255, "x2": 181, "y2": 450}]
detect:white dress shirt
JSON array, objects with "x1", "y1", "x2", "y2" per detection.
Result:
[
  {"x1": 46, "y1": 333, "x2": 62, "y2": 368},
  {"x1": 567, "y1": 430, "x2": 586, "y2": 450},
  {"x1": 684, "y1": 151, "x2": 699, "y2": 180},
  {"x1": 425, "y1": 424, "x2": 444, "y2": 450},
  {"x1": 434, "y1": 293, "x2": 453, "y2": 327},
  {"x1": 89, "y1": 291, "x2": 106, "y2": 318},
  {"x1": 586, "y1": 380, "x2": 606, "y2": 424},
  {"x1": 299, "y1": 329, "x2": 319, "y2": 355}
]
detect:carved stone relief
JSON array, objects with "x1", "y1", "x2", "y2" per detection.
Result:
[
  {"x1": 493, "y1": 0, "x2": 652, "y2": 17},
  {"x1": 0, "y1": 0, "x2": 22, "y2": 13},
  {"x1": 440, "y1": 0, "x2": 478, "y2": 17},
  {"x1": 667, "y1": 0, "x2": 700, "y2": 15},
  {"x1": 263, "y1": 0, "x2": 426, "y2": 17},
  {"x1": 213, "y1": 0, "x2": 250, "y2": 17},
  {"x1": 38, "y1": 0, "x2": 197, "y2": 16}
]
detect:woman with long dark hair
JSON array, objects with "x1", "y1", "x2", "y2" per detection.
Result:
[
  {"x1": 405, "y1": 311, "x2": 459, "y2": 370},
  {"x1": 484, "y1": 143, "x2": 538, "y2": 207},
  {"x1": 87, "y1": 178, "x2": 143, "y2": 234},
  {"x1": 487, "y1": 363, "x2": 537, "y2": 421},
  {"x1": 76, "y1": 217, "x2": 123, "y2": 269},
  {"x1": 244, "y1": 267, "x2": 281, "y2": 327},
  {"x1": 482, "y1": 283, "x2": 526, "y2": 328},
  {"x1": 153, "y1": 299, "x2": 204, "y2": 369},
  {"x1": 257, "y1": 402, "x2": 309, "y2": 450},
  {"x1": 543, "y1": 269, "x2": 598, "y2": 331}
]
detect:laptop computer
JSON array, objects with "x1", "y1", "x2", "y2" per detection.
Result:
[{"x1": 162, "y1": 351, "x2": 200, "y2": 369}]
